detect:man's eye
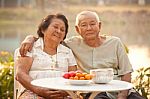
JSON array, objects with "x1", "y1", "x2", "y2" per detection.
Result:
[
  {"x1": 90, "y1": 23, "x2": 96, "y2": 26},
  {"x1": 81, "y1": 24, "x2": 87, "y2": 27}
]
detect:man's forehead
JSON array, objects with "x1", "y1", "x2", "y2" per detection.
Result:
[
  {"x1": 75, "y1": 11, "x2": 100, "y2": 26},
  {"x1": 78, "y1": 14, "x2": 97, "y2": 22}
]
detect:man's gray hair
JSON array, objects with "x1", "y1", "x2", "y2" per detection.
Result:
[{"x1": 75, "y1": 11, "x2": 100, "y2": 26}]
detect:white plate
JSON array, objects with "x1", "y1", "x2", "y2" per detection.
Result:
[{"x1": 67, "y1": 79, "x2": 91, "y2": 85}]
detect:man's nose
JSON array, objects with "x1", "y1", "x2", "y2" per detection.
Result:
[{"x1": 87, "y1": 24, "x2": 92, "y2": 30}]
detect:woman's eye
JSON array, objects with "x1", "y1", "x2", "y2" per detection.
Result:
[
  {"x1": 60, "y1": 28, "x2": 65, "y2": 32},
  {"x1": 54, "y1": 26, "x2": 58, "y2": 29}
]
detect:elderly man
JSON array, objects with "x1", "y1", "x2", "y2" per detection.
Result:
[{"x1": 19, "y1": 11, "x2": 144, "y2": 99}]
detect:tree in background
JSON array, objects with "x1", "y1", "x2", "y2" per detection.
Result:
[{"x1": 36, "y1": 0, "x2": 45, "y2": 10}]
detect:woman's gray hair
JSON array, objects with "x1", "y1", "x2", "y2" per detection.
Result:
[{"x1": 75, "y1": 11, "x2": 100, "y2": 26}]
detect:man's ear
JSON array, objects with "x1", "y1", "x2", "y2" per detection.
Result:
[{"x1": 75, "y1": 26, "x2": 80, "y2": 34}]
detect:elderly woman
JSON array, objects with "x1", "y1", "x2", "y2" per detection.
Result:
[{"x1": 14, "y1": 13, "x2": 77, "y2": 99}]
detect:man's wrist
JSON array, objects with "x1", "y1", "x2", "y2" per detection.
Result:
[
  {"x1": 22, "y1": 35, "x2": 36, "y2": 43},
  {"x1": 118, "y1": 93, "x2": 127, "y2": 97},
  {"x1": 118, "y1": 90, "x2": 128, "y2": 97}
]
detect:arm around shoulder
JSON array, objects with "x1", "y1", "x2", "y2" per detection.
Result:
[{"x1": 20, "y1": 35, "x2": 38, "y2": 56}]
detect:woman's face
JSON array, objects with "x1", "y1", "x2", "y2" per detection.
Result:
[{"x1": 43, "y1": 18, "x2": 66, "y2": 44}]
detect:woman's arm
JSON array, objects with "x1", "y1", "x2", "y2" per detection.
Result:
[
  {"x1": 67, "y1": 49, "x2": 77, "y2": 72},
  {"x1": 15, "y1": 56, "x2": 65, "y2": 98},
  {"x1": 15, "y1": 56, "x2": 34, "y2": 91}
]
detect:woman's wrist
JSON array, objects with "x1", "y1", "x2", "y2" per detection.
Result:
[{"x1": 32, "y1": 86, "x2": 45, "y2": 97}]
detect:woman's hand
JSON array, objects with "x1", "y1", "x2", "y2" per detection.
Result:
[
  {"x1": 47, "y1": 90, "x2": 69, "y2": 99},
  {"x1": 19, "y1": 35, "x2": 36, "y2": 57},
  {"x1": 43, "y1": 90, "x2": 65, "y2": 99},
  {"x1": 36, "y1": 88, "x2": 69, "y2": 99}
]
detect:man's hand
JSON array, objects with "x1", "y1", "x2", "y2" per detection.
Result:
[
  {"x1": 19, "y1": 35, "x2": 36, "y2": 57},
  {"x1": 117, "y1": 89, "x2": 128, "y2": 99},
  {"x1": 117, "y1": 73, "x2": 131, "y2": 99},
  {"x1": 117, "y1": 91, "x2": 128, "y2": 99}
]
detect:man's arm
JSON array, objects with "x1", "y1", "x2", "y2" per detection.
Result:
[
  {"x1": 116, "y1": 38, "x2": 133, "y2": 99},
  {"x1": 19, "y1": 35, "x2": 37, "y2": 56},
  {"x1": 117, "y1": 73, "x2": 131, "y2": 99}
]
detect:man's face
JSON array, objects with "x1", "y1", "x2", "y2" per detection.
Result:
[{"x1": 76, "y1": 14, "x2": 101, "y2": 40}]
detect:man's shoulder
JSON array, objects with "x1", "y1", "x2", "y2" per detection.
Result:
[
  {"x1": 65, "y1": 36, "x2": 82, "y2": 44},
  {"x1": 106, "y1": 36, "x2": 121, "y2": 43},
  {"x1": 107, "y1": 36, "x2": 120, "y2": 41}
]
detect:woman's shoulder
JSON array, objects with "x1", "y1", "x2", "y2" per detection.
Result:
[
  {"x1": 58, "y1": 44, "x2": 73, "y2": 54},
  {"x1": 33, "y1": 38, "x2": 43, "y2": 48}
]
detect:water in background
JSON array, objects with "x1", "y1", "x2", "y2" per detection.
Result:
[
  {"x1": 128, "y1": 45, "x2": 150, "y2": 70},
  {"x1": 0, "y1": 38, "x2": 20, "y2": 52},
  {"x1": 0, "y1": 6, "x2": 150, "y2": 70},
  {"x1": 0, "y1": 35, "x2": 150, "y2": 70}
]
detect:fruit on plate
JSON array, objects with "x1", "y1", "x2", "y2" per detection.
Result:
[
  {"x1": 63, "y1": 71, "x2": 92, "y2": 80},
  {"x1": 63, "y1": 73, "x2": 70, "y2": 79}
]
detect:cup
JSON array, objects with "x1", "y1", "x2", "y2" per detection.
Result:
[{"x1": 90, "y1": 68, "x2": 114, "y2": 83}]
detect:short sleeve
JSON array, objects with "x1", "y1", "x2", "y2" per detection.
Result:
[
  {"x1": 117, "y1": 39, "x2": 133, "y2": 76},
  {"x1": 14, "y1": 48, "x2": 33, "y2": 61},
  {"x1": 67, "y1": 49, "x2": 77, "y2": 66}
]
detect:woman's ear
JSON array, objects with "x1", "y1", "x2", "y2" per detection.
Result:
[
  {"x1": 99, "y1": 22, "x2": 101, "y2": 29},
  {"x1": 41, "y1": 30, "x2": 45, "y2": 34}
]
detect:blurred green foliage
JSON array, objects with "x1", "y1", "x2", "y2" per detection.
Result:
[
  {"x1": 132, "y1": 67, "x2": 150, "y2": 99},
  {"x1": 0, "y1": 51, "x2": 14, "y2": 99}
]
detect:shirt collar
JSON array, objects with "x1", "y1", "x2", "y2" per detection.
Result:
[{"x1": 34, "y1": 37, "x2": 69, "y2": 54}]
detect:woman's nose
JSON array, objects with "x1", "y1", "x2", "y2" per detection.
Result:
[{"x1": 56, "y1": 29, "x2": 61, "y2": 34}]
